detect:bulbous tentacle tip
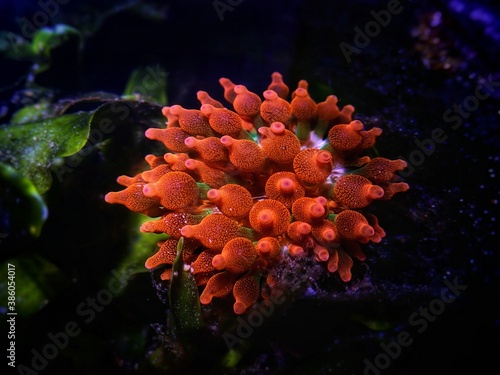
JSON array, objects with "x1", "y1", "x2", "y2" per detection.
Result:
[
  {"x1": 197, "y1": 91, "x2": 224, "y2": 108},
  {"x1": 294, "y1": 87, "x2": 308, "y2": 97},
  {"x1": 211, "y1": 254, "x2": 226, "y2": 270},
  {"x1": 379, "y1": 182, "x2": 410, "y2": 200},
  {"x1": 143, "y1": 239, "x2": 181, "y2": 270},
  {"x1": 360, "y1": 224, "x2": 375, "y2": 238},
  {"x1": 256, "y1": 237, "x2": 281, "y2": 263},
  {"x1": 297, "y1": 79, "x2": 308, "y2": 89},
  {"x1": 140, "y1": 221, "x2": 154, "y2": 232},
  {"x1": 168, "y1": 104, "x2": 183, "y2": 116},
  {"x1": 288, "y1": 244, "x2": 306, "y2": 257},
  {"x1": 317, "y1": 95, "x2": 340, "y2": 123},
  {"x1": 315, "y1": 196, "x2": 328, "y2": 206},
  {"x1": 145, "y1": 154, "x2": 165, "y2": 167},
  {"x1": 270, "y1": 121, "x2": 286, "y2": 135},
  {"x1": 288, "y1": 221, "x2": 312, "y2": 237},
  {"x1": 234, "y1": 84, "x2": 247, "y2": 94},
  {"x1": 200, "y1": 293, "x2": 212, "y2": 305},
  {"x1": 257, "y1": 126, "x2": 270, "y2": 137},
  {"x1": 287, "y1": 221, "x2": 312, "y2": 243},
  {"x1": 219, "y1": 77, "x2": 237, "y2": 103},
  {"x1": 260, "y1": 127, "x2": 300, "y2": 165},
  {"x1": 142, "y1": 184, "x2": 156, "y2": 197},
  {"x1": 208, "y1": 185, "x2": 253, "y2": 218},
  {"x1": 335, "y1": 210, "x2": 376, "y2": 243},
  {"x1": 395, "y1": 159, "x2": 408, "y2": 170},
  {"x1": 183, "y1": 136, "x2": 197, "y2": 148},
  {"x1": 161, "y1": 106, "x2": 180, "y2": 127},
  {"x1": 261, "y1": 91, "x2": 292, "y2": 124},
  {"x1": 201, "y1": 271, "x2": 237, "y2": 304},
  {"x1": 141, "y1": 165, "x2": 169, "y2": 183},
  {"x1": 201, "y1": 106, "x2": 243, "y2": 137},
  {"x1": 368, "y1": 185, "x2": 385, "y2": 199},
  {"x1": 292, "y1": 197, "x2": 327, "y2": 223},
  {"x1": 312, "y1": 219, "x2": 338, "y2": 245},
  {"x1": 249, "y1": 199, "x2": 291, "y2": 236},
  {"x1": 322, "y1": 228, "x2": 337, "y2": 242},
  {"x1": 268, "y1": 72, "x2": 289, "y2": 99},
  {"x1": 316, "y1": 150, "x2": 332, "y2": 164},
  {"x1": 116, "y1": 175, "x2": 139, "y2": 187},
  {"x1": 233, "y1": 85, "x2": 262, "y2": 118},
  {"x1": 184, "y1": 158, "x2": 197, "y2": 170},
  {"x1": 263, "y1": 89, "x2": 278, "y2": 101},
  {"x1": 232, "y1": 273, "x2": 260, "y2": 314},
  {"x1": 293, "y1": 149, "x2": 333, "y2": 185},
  {"x1": 160, "y1": 269, "x2": 172, "y2": 281},
  {"x1": 399, "y1": 182, "x2": 410, "y2": 191},
  {"x1": 314, "y1": 245, "x2": 330, "y2": 262},
  {"x1": 200, "y1": 103, "x2": 215, "y2": 116},
  {"x1": 217, "y1": 238, "x2": 258, "y2": 274},
  {"x1": 349, "y1": 120, "x2": 364, "y2": 131},
  {"x1": 144, "y1": 128, "x2": 157, "y2": 139},
  {"x1": 265, "y1": 171, "x2": 305, "y2": 208},
  {"x1": 257, "y1": 210, "x2": 274, "y2": 226},
  {"x1": 144, "y1": 257, "x2": 157, "y2": 270},
  {"x1": 220, "y1": 135, "x2": 234, "y2": 147},
  {"x1": 355, "y1": 157, "x2": 410, "y2": 182},
  {"x1": 180, "y1": 225, "x2": 194, "y2": 238},
  {"x1": 327, "y1": 250, "x2": 339, "y2": 272},
  {"x1": 334, "y1": 174, "x2": 385, "y2": 209},
  {"x1": 160, "y1": 107, "x2": 179, "y2": 128},
  {"x1": 278, "y1": 177, "x2": 295, "y2": 193},
  {"x1": 291, "y1": 88, "x2": 317, "y2": 122},
  {"x1": 164, "y1": 152, "x2": 181, "y2": 165},
  {"x1": 338, "y1": 105, "x2": 356, "y2": 123},
  {"x1": 190, "y1": 251, "x2": 215, "y2": 275},
  {"x1": 310, "y1": 202, "x2": 326, "y2": 218},
  {"x1": 104, "y1": 192, "x2": 116, "y2": 204},
  {"x1": 206, "y1": 188, "x2": 221, "y2": 202},
  {"x1": 161, "y1": 106, "x2": 170, "y2": 118},
  {"x1": 370, "y1": 233, "x2": 383, "y2": 243},
  {"x1": 338, "y1": 250, "x2": 354, "y2": 282},
  {"x1": 233, "y1": 301, "x2": 247, "y2": 315},
  {"x1": 256, "y1": 241, "x2": 270, "y2": 254},
  {"x1": 221, "y1": 137, "x2": 267, "y2": 172},
  {"x1": 339, "y1": 269, "x2": 352, "y2": 282}
]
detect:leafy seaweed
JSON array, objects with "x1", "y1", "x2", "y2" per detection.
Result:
[
  {"x1": 169, "y1": 237, "x2": 203, "y2": 334},
  {"x1": 0, "y1": 112, "x2": 93, "y2": 194},
  {"x1": 0, "y1": 162, "x2": 48, "y2": 238}
]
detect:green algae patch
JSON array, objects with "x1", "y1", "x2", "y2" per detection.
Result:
[
  {"x1": 0, "y1": 112, "x2": 93, "y2": 194},
  {"x1": 0, "y1": 162, "x2": 48, "y2": 238}
]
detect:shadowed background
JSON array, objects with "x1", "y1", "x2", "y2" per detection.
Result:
[{"x1": 1, "y1": 0, "x2": 499, "y2": 374}]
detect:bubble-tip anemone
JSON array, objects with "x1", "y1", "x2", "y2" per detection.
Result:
[{"x1": 105, "y1": 72, "x2": 409, "y2": 314}]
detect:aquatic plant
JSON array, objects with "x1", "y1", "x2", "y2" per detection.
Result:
[{"x1": 105, "y1": 72, "x2": 409, "y2": 314}]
